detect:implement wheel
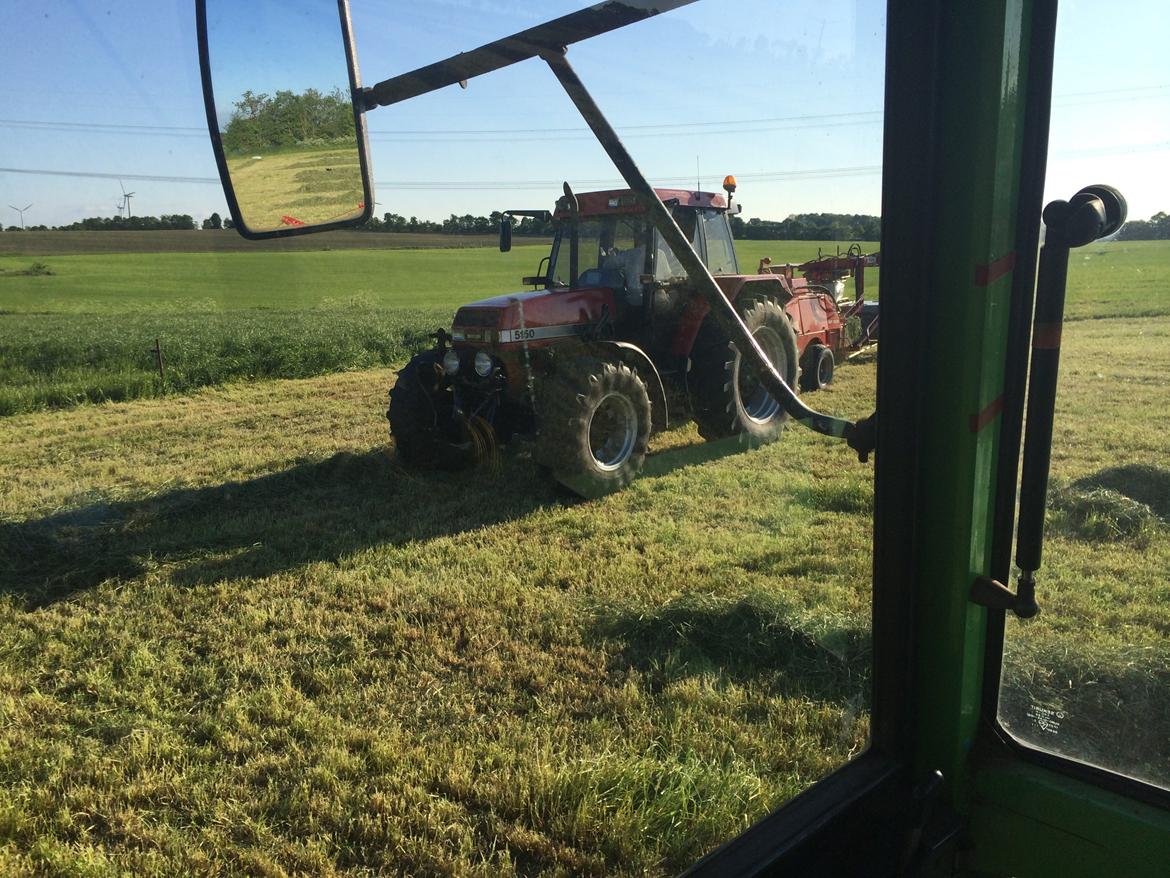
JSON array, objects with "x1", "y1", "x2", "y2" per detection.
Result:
[
  {"x1": 800, "y1": 343, "x2": 835, "y2": 392},
  {"x1": 690, "y1": 298, "x2": 799, "y2": 445},
  {"x1": 537, "y1": 358, "x2": 652, "y2": 499}
]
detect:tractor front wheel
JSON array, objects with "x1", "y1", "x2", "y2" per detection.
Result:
[
  {"x1": 387, "y1": 352, "x2": 470, "y2": 469},
  {"x1": 690, "y1": 298, "x2": 799, "y2": 445},
  {"x1": 537, "y1": 358, "x2": 652, "y2": 499}
]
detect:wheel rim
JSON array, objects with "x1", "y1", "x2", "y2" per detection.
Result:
[
  {"x1": 737, "y1": 326, "x2": 785, "y2": 423},
  {"x1": 588, "y1": 391, "x2": 638, "y2": 471}
]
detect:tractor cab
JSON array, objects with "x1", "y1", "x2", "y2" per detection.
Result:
[{"x1": 527, "y1": 187, "x2": 739, "y2": 305}]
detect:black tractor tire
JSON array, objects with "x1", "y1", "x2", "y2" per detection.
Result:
[
  {"x1": 387, "y1": 352, "x2": 469, "y2": 469},
  {"x1": 536, "y1": 358, "x2": 652, "y2": 499},
  {"x1": 690, "y1": 298, "x2": 799, "y2": 445},
  {"x1": 800, "y1": 343, "x2": 835, "y2": 392}
]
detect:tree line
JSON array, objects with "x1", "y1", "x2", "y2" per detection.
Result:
[
  {"x1": 221, "y1": 89, "x2": 355, "y2": 155},
  {"x1": 10, "y1": 210, "x2": 1169, "y2": 240},
  {"x1": 1115, "y1": 211, "x2": 1169, "y2": 240}
]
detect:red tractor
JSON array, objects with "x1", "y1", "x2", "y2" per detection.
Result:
[{"x1": 388, "y1": 178, "x2": 861, "y2": 497}]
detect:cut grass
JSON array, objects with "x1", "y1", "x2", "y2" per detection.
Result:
[
  {"x1": 0, "y1": 240, "x2": 1166, "y2": 874},
  {"x1": 226, "y1": 147, "x2": 365, "y2": 231},
  {"x1": 0, "y1": 366, "x2": 874, "y2": 876}
]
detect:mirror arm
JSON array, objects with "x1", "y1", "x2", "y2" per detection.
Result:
[
  {"x1": 359, "y1": 0, "x2": 698, "y2": 110},
  {"x1": 539, "y1": 47, "x2": 859, "y2": 445}
]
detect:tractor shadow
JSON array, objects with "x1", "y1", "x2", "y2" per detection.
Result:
[
  {"x1": 594, "y1": 590, "x2": 871, "y2": 705},
  {"x1": 1, "y1": 449, "x2": 562, "y2": 609},
  {"x1": 4, "y1": 434, "x2": 798, "y2": 610}
]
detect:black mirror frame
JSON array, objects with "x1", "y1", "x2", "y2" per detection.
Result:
[
  {"x1": 499, "y1": 216, "x2": 513, "y2": 252},
  {"x1": 195, "y1": 0, "x2": 374, "y2": 240}
]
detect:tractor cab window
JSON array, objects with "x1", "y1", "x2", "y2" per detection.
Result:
[
  {"x1": 652, "y1": 208, "x2": 703, "y2": 281},
  {"x1": 699, "y1": 208, "x2": 739, "y2": 275},
  {"x1": 550, "y1": 216, "x2": 649, "y2": 295},
  {"x1": 995, "y1": 1, "x2": 1170, "y2": 793}
]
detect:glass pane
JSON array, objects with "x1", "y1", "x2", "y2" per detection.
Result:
[
  {"x1": 0, "y1": 0, "x2": 883, "y2": 873},
  {"x1": 700, "y1": 208, "x2": 740, "y2": 275},
  {"x1": 997, "y1": 2, "x2": 1170, "y2": 789}
]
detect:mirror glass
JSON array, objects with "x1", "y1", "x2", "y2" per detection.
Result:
[{"x1": 202, "y1": 0, "x2": 369, "y2": 235}]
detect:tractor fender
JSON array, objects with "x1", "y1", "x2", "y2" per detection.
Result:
[
  {"x1": 671, "y1": 276, "x2": 794, "y2": 357},
  {"x1": 588, "y1": 340, "x2": 669, "y2": 432}
]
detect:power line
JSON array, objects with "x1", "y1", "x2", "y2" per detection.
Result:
[
  {"x1": 1, "y1": 140, "x2": 1165, "y2": 192},
  {"x1": 0, "y1": 82, "x2": 1164, "y2": 141}
]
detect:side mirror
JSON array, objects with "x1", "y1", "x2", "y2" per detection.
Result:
[
  {"x1": 499, "y1": 216, "x2": 513, "y2": 252},
  {"x1": 196, "y1": 0, "x2": 373, "y2": 239}
]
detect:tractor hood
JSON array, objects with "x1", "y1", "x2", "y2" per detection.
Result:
[{"x1": 452, "y1": 287, "x2": 618, "y2": 343}]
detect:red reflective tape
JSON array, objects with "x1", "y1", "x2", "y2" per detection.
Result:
[
  {"x1": 1032, "y1": 322, "x2": 1063, "y2": 350},
  {"x1": 969, "y1": 394, "x2": 1004, "y2": 433},
  {"x1": 281, "y1": 215, "x2": 306, "y2": 227},
  {"x1": 974, "y1": 251, "x2": 1017, "y2": 287}
]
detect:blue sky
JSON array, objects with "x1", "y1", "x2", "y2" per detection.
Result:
[{"x1": 1, "y1": 1, "x2": 1166, "y2": 229}]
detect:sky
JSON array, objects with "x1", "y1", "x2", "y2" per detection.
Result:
[{"x1": 1, "y1": 0, "x2": 1167, "y2": 230}]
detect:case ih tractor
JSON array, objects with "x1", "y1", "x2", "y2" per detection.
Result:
[{"x1": 387, "y1": 178, "x2": 864, "y2": 498}]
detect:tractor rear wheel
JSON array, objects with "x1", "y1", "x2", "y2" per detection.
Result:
[
  {"x1": 690, "y1": 298, "x2": 799, "y2": 445},
  {"x1": 537, "y1": 358, "x2": 652, "y2": 499},
  {"x1": 387, "y1": 352, "x2": 470, "y2": 469},
  {"x1": 800, "y1": 343, "x2": 835, "y2": 392}
]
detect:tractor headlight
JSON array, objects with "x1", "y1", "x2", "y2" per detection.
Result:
[
  {"x1": 442, "y1": 349, "x2": 461, "y2": 375},
  {"x1": 474, "y1": 351, "x2": 493, "y2": 378}
]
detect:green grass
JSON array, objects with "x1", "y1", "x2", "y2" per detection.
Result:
[
  {"x1": 0, "y1": 238, "x2": 1166, "y2": 874},
  {"x1": 0, "y1": 239, "x2": 874, "y2": 417},
  {"x1": 0, "y1": 368, "x2": 874, "y2": 876}
]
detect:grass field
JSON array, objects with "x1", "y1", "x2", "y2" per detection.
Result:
[
  {"x1": 0, "y1": 238, "x2": 870, "y2": 416},
  {"x1": 225, "y1": 147, "x2": 365, "y2": 233},
  {"x1": 0, "y1": 238, "x2": 1166, "y2": 875}
]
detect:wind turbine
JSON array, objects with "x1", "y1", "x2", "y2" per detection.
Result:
[
  {"x1": 119, "y1": 181, "x2": 135, "y2": 218},
  {"x1": 8, "y1": 203, "x2": 32, "y2": 230}
]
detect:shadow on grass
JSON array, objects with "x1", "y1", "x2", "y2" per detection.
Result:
[
  {"x1": 1, "y1": 448, "x2": 566, "y2": 608},
  {"x1": 1, "y1": 435, "x2": 772, "y2": 609},
  {"x1": 595, "y1": 589, "x2": 870, "y2": 704}
]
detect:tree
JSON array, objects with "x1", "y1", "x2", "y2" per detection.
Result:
[
  {"x1": 220, "y1": 88, "x2": 356, "y2": 155},
  {"x1": 1116, "y1": 211, "x2": 1169, "y2": 240},
  {"x1": 202, "y1": 212, "x2": 223, "y2": 230}
]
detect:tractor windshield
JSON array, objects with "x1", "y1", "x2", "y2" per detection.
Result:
[{"x1": 548, "y1": 215, "x2": 649, "y2": 290}]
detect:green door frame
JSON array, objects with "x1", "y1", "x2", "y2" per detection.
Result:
[{"x1": 690, "y1": 0, "x2": 1170, "y2": 873}]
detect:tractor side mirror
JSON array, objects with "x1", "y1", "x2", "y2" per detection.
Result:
[
  {"x1": 499, "y1": 216, "x2": 513, "y2": 252},
  {"x1": 196, "y1": 0, "x2": 373, "y2": 239}
]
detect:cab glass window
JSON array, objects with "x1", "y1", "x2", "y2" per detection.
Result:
[
  {"x1": 0, "y1": 0, "x2": 885, "y2": 873},
  {"x1": 996, "y1": 1, "x2": 1170, "y2": 791},
  {"x1": 700, "y1": 208, "x2": 739, "y2": 275}
]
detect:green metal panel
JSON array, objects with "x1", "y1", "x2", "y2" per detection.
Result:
[
  {"x1": 912, "y1": 0, "x2": 1030, "y2": 793},
  {"x1": 965, "y1": 760, "x2": 1170, "y2": 876}
]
